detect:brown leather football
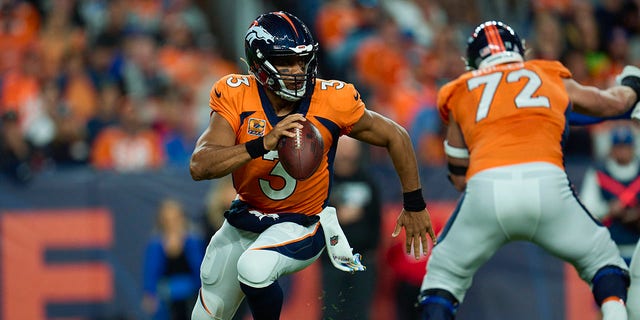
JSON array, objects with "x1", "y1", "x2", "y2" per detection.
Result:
[{"x1": 276, "y1": 121, "x2": 324, "y2": 180}]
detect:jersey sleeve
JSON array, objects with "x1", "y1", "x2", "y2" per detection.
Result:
[
  {"x1": 437, "y1": 81, "x2": 458, "y2": 125},
  {"x1": 530, "y1": 60, "x2": 572, "y2": 79},
  {"x1": 209, "y1": 75, "x2": 241, "y2": 133},
  {"x1": 325, "y1": 82, "x2": 366, "y2": 135}
]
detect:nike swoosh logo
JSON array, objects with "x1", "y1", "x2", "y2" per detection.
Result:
[{"x1": 214, "y1": 89, "x2": 222, "y2": 98}]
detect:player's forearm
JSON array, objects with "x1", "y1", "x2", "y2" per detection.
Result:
[
  {"x1": 190, "y1": 143, "x2": 251, "y2": 180},
  {"x1": 387, "y1": 126, "x2": 422, "y2": 193},
  {"x1": 574, "y1": 86, "x2": 635, "y2": 117}
]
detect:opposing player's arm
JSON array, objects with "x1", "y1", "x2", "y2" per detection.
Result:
[
  {"x1": 444, "y1": 113, "x2": 468, "y2": 192},
  {"x1": 189, "y1": 112, "x2": 305, "y2": 180}
]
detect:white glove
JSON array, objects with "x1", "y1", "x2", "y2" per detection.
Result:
[
  {"x1": 616, "y1": 65, "x2": 640, "y2": 121},
  {"x1": 318, "y1": 207, "x2": 366, "y2": 273},
  {"x1": 615, "y1": 65, "x2": 640, "y2": 85}
]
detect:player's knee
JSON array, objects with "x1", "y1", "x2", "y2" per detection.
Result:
[
  {"x1": 192, "y1": 292, "x2": 215, "y2": 320},
  {"x1": 417, "y1": 288, "x2": 459, "y2": 320},
  {"x1": 237, "y1": 250, "x2": 278, "y2": 287},
  {"x1": 592, "y1": 265, "x2": 630, "y2": 305}
]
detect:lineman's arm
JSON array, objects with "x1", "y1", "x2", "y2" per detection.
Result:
[
  {"x1": 565, "y1": 79, "x2": 636, "y2": 117},
  {"x1": 444, "y1": 113, "x2": 469, "y2": 192},
  {"x1": 565, "y1": 65, "x2": 640, "y2": 117}
]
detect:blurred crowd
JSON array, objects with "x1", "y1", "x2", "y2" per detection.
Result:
[
  {"x1": 310, "y1": 0, "x2": 640, "y2": 165},
  {"x1": 0, "y1": 0, "x2": 238, "y2": 182},
  {"x1": 2, "y1": 0, "x2": 640, "y2": 184}
]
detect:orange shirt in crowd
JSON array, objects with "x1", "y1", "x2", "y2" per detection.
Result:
[
  {"x1": 354, "y1": 36, "x2": 409, "y2": 90},
  {"x1": 315, "y1": 0, "x2": 361, "y2": 51},
  {"x1": 0, "y1": 2, "x2": 40, "y2": 73},
  {"x1": 91, "y1": 127, "x2": 165, "y2": 171}
]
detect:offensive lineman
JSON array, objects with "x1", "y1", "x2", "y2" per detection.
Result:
[{"x1": 418, "y1": 21, "x2": 640, "y2": 320}]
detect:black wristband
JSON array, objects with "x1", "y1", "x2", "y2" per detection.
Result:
[
  {"x1": 403, "y1": 188, "x2": 426, "y2": 212},
  {"x1": 448, "y1": 163, "x2": 468, "y2": 176},
  {"x1": 622, "y1": 76, "x2": 640, "y2": 104},
  {"x1": 245, "y1": 136, "x2": 268, "y2": 159}
]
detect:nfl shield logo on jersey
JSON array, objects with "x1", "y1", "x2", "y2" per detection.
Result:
[{"x1": 330, "y1": 235, "x2": 339, "y2": 246}]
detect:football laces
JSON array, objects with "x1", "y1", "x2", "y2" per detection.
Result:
[{"x1": 294, "y1": 127, "x2": 302, "y2": 149}]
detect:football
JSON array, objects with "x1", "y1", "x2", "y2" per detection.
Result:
[{"x1": 277, "y1": 121, "x2": 324, "y2": 180}]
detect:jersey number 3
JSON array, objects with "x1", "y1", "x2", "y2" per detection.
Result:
[{"x1": 467, "y1": 69, "x2": 551, "y2": 122}]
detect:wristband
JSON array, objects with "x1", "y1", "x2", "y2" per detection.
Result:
[
  {"x1": 245, "y1": 136, "x2": 268, "y2": 159},
  {"x1": 622, "y1": 76, "x2": 640, "y2": 104},
  {"x1": 448, "y1": 163, "x2": 468, "y2": 176},
  {"x1": 403, "y1": 188, "x2": 426, "y2": 212},
  {"x1": 443, "y1": 140, "x2": 470, "y2": 159}
]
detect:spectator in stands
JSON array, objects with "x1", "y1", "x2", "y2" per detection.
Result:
[
  {"x1": 121, "y1": 32, "x2": 170, "y2": 102},
  {"x1": 321, "y1": 136, "x2": 381, "y2": 320},
  {"x1": 0, "y1": 0, "x2": 41, "y2": 74},
  {"x1": 580, "y1": 123, "x2": 640, "y2": 264},
  {"x1": 154, "y1": 89, "x2": 197, "y2": 168},
  {"x1": 0, "y1": 110, "x2": 34, "y2": 183},
  {"x1": 321, "y1": 0, "x2": 381, "y2": 81},
  {"x1": 37, "y1": 0, "x2": 85, "y2": 82},
  {"x1": 142, "y1": 198, "x2": 205, "y2": 320},
  {"x1": 86, "y1": 81, "x2": 123, "y2": 146},
  {"x1": 90, "y1": 97, "x2": 165, "y2": 171}
]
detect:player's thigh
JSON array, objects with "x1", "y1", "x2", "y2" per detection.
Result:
[
  {"x1": 423, "y1": 181, "x2": 508, "y2": 297},
  {"x1": 238, "y1": 221, "x2": 324, "y2": 286},
  {"x1": 198, "y1": 221, "x2": 257, "y2": 319},
  {"x1": 628, "y1": 241, "x2": 640, "y2": 320},
  {"x1": 535, "y1": 179, "x2": 626, "y2": 279}
]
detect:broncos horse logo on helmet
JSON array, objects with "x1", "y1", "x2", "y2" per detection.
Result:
[
  {"x1": 244, "y1": 11, "x2": 319, "y2": 102},
  {"x1": 465, "y1": 21, "x2": 525, "y2": 70},
  {"x1": 246, "y1": 25, "x2": 276, "y2": 46}
]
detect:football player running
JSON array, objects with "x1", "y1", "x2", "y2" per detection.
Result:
[
  {"x1": 418, "y1": 21, "x2": 640, "y2": 320},
  {"x1": 189, "y1": 11, "x2": 436, "y2": 320}
]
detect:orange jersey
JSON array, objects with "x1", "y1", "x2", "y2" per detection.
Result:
[
  {"x1": 438, "y1": 60, "x2": 573, "y2": 178},
  {"x1": 210, "y1": 74, "x2": 365, "y2": 215}
]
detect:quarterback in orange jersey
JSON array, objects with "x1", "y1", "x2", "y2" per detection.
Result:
[
  {"x1": 418, "y1": 21, "x2": 640, "y2": 320},
  {"x1": 189, "y1": 11, "x2": 436, "y2": 320}
]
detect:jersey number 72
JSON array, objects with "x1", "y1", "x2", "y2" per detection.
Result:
[{"x1": 467, "y1": 69, "x2": 551, "y2": 122}]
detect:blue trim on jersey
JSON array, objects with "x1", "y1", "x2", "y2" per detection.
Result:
[
  {"x1": 257, "y1": 85, "x2": 278, "y2": 125},
  {"x1": 561, "y1": 104, "x2": 571, "y2": 154},
  {"x1": 224, "y1": 200, "x2": 320, "y2": 233},
  {"x1": 262, "y1": 224, "x2": 326, "y2": 260},
  {"x1": 240, "y1": 111, "x2": 255, "y2": 126},
  {"x1": 316, "y1": 116, "x2": 341, "y2": 209},
  {"x1": 436, "y1": 193, "x2": 465, "y2": 244},
  {"x1": 567, "y1": 107, "x2": 634, "y2": 125},
  {"x1": 257, "y1": 85, "x2": 315, "y2": 126}
]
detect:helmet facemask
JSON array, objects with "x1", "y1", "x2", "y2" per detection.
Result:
[
  {"x1": 244, "y1": 11, "x2": 319, "y2": 102},
  {"x1": 254, "y1": 47, "x2": 317, "y2": 102}
]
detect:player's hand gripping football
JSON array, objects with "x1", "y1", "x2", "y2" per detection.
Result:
[
  {"x1": 392, "y1": 208, "x2": 437, "y2": 259},
  {"x1": 262, "y1": 113, "x2": 306, "y2": 150}
]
